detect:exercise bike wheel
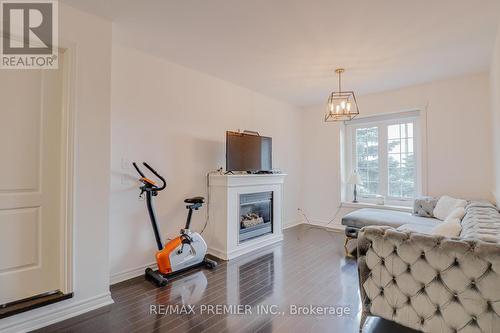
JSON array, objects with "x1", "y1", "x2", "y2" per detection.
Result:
[
  {"x1": 145, "y1": 268, "x2": 168, "y2": 287},
  {"x1": 203, "y1": 258, "x2": 218, "y2": 269}
]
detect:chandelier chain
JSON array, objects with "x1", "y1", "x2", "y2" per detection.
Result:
[{"x1": 338, "y1": 70, "x2": 341, "y2": 92}]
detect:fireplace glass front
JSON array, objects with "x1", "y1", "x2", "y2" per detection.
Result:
[{"x1": 239, "y1": 191, "x2": 273, "y2": 243}]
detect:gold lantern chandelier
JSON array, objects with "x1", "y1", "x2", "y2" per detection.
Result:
[{"x1": 324, "y1": 68, "x2": 360, "y2": 122}]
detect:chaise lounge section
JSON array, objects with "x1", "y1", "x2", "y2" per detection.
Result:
[
  {"x1": 342, "y1": 198, "x2": 440, "y2": 255},
  {"x1": 343, "y1": 208, "x2": 438, "y2": 236}
]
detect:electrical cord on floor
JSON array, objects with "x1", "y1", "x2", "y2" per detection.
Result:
[
  {"x1": 298, "y1": 205, "x2": 342, "y2": 227},
  {"x1": 296, "y1": 205, "x2": 343, "y2": 240},
  {"x1": 326, "y1": 205, "x2": 343, "y2": 227}
]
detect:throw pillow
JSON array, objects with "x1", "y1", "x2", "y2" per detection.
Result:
[
  {"x1": 446, "y1": 207, "x2": 466, "y2": 221},
  {"x1": 431, "y1": 219, "x2": 462, "y2": 237},
  {"x1": 433, "y1": 195, "x2": 467, "y2": 221},
  {"x1": 413, "y1": 196, "x2": 438, "y2": 217}
]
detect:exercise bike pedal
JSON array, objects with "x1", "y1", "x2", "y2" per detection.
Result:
[
  {"x1": 203, "y1": 258, "x2": 217, "y2": 269},
  {"x1": 145, "y1": 267, "x2": 168, "y2": 287}
]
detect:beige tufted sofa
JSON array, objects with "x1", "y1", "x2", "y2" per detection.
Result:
[{"x1": 358, "y1": 226, "x2": 500, "y2": 332}]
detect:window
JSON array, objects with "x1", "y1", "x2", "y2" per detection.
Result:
[
  {"x1": 345, "y1": 111, "x2": 421, "y2": 205},
  {"x1": 387, "y1": 122, "x2": 415, "y2": 198},
  {"x1": 355, "y1": 127, "x2": 379, "y2": 196}
]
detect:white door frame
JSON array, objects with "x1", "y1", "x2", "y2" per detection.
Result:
[{"x1": 57, "y1": 40, "x2": 77, "y2": 296}]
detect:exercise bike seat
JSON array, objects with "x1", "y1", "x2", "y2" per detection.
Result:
[{"x1": 184, "y1": 196, "x2": 204, "y2": 204}]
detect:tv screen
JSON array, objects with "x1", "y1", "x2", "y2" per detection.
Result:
[{"x1": 226, "y1": 132, "x2": 272, "y2": 172}]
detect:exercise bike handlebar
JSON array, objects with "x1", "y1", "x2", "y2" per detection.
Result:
[
  {"x1": 132, "y1": 162, "x2": 167, "y2": 191},
  {"x1": 132, "y1": 162, "x2": 146, "y2": 178},
  {"x1": 142, "y1": 162, "x2": 166, "y2": 190}
]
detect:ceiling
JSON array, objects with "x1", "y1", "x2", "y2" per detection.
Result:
[{"x1": 62, "y1": 0, "x2": 500, "y2": 106}]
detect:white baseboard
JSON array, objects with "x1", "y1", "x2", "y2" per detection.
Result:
[
  {"x1": 0, "y1": 292, "x2": 113, "y2": 333},
  {"x1": 313, "y1": 223, "x2": 345, "y2": 232},
  {"x1": 207, "y1": 246, "x2": 228, "y2": 260},
  {"x1": 283, "y1": 219, "x2": 303, "y2": 229},
  {"x1": 300, "y1": 220, "x2": 346, "y2": 233},
  {"x1": 110, "y1": 262, "x2": 157, "y2": 285},
  {"x1": 282, "y1": 220, "x2": 345, "y2": 233}
]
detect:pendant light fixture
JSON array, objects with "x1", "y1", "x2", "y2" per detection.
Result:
[{"x1": 324, "y1": 68, "x2": 360, "y2": 122}]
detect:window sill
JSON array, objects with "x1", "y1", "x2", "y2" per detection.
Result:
[{"x1": 341, "y1": 201, "x2": 412, "y2": 213}]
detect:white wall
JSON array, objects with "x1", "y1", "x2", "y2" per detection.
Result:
[
  {"x1": 301, "y1": 73, "x2": 494, "y2": 226},
  {"x1": 0, "y1": 4, "x2": 112, "y2": 333},
  {"x1": 492, "y1": 24, "x2": 500, "y2": 207},
  {"x1": 109, "y1": 27, "x2": 303, "y2": 281}
]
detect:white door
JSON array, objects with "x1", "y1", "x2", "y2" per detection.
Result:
[{"x1": 0, "y1": 52, "x2": 65, "y2": 305}]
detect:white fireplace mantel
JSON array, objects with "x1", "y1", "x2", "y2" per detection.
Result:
[{"x1": 206, "y1": 173, "x2": 287, "y2": 260}]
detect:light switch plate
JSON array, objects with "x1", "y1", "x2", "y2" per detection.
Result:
[{"x1": 121, "y1": 158, "x2": 130, "y2": 170}]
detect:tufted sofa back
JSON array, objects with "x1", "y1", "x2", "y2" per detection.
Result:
[{"x1": 358, "y1": 226, "x2": 500, "y2": 333}]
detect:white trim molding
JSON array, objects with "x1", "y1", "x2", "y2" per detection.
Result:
[
  {"x1": 58, "y1": 42, "x2": 77, "y2": 296},
  {"x1": 295, "y1": 220, "x2": 346, "y2": 232},
  {"x1": 283, "y1": 219, "x2": 303, "y2": 229},
  {"x1": 110, "y1": 262, "x2": 157, "y2": 285},
  {"x1": 340, "y1": 201, "x2": 412, "y2": 213},
  {"x1": 343, "y1": 109, "x2": 427, "y2": 205},
  {"x1": 0, "y1": 293, "x2": 113, "y2": 333}
]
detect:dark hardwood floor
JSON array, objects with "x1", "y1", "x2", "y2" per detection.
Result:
[{"x1": 34, "y1": 225, "x2": 418, "y2": 333}]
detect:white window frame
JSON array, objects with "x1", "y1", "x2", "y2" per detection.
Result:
[{"x1": 344, "y1": 110, "x2": 424, "y2": 207}]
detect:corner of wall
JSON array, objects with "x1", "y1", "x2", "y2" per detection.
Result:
[{"x1": 491, "y1": 22, "x2": 500, "y2": 207}]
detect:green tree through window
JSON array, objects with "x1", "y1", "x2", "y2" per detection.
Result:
[
  {"x1": 355, "y1": 127, "x2": 379, "y2": 196},
  {"x1": 388, "y1": 123, "x2": 415, "y2": 198},
  {"x1": 352, "y1": 119, "x2": 417, "y2": 202}
]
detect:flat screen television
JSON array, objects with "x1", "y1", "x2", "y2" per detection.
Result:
[{"x1": 226, "y1": 131, "x2": 272, "y2": 172}]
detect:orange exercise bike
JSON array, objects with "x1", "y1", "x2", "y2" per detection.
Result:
[{"x1": 133, "y1": 162, "x2": 217, "y2": 287}]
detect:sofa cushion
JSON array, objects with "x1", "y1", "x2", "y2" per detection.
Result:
[
  {"x1": 431, "y1": 219, "x2": 462, "y2": 237},
  {"x1": 396, "y1": 223, "x2": 435, "y2": 234},
  {"x1": 341, "y1": 208, "x2": 437, "y2": 230},
  {"x1": 460, "y1": 201, "x2": 500, "y2": 243},
  {"x1": 433, "y1": 195, "x2": 467, "y2": 220}
]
